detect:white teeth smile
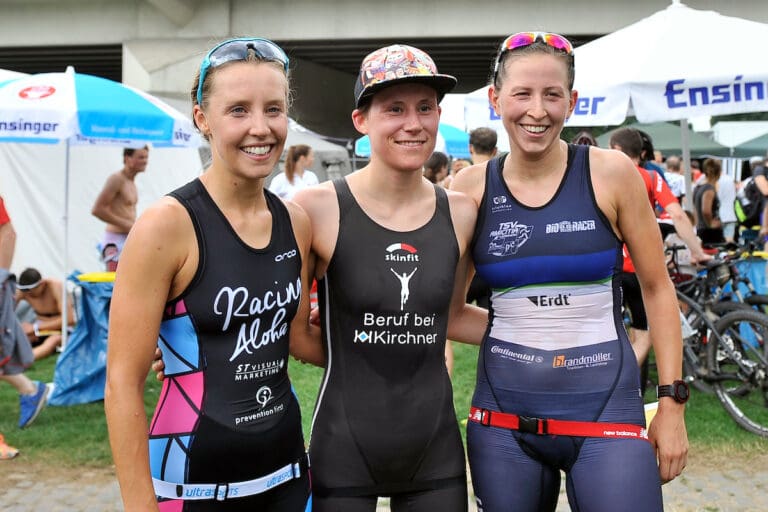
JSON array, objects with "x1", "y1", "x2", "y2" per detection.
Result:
[
  {"x1": 242, "y1": 145, "x2": 270, "y2": 155},
  {"x1": 398, "y1": 141, "x2": 424, "y2": 147},
  {"x1": 523, "y1": 125, "x2": 547, "y2": 133}
]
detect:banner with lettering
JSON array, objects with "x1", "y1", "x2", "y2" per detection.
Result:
[{"x1": 564, "y1": 2, "x2": 768, "y2": 127}]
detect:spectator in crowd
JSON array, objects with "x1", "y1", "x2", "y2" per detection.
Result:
[
  {"x1": 664, "y1": 155, "x2": 686, "y2": 203},
  {"x1": 638, "y1": 129, "x2": 668, "y2": 184},
  {"x1": 691, "y1": 159, "x2": 702, "y2": 183},
  {"x1": 0, "y1": 196, "x2": 50, "y2": 431},
  {"x1": 424, "y1": 151, "x2": 450, "y2": 184},
  {"x1": 468, "y1": 127, "x2": 498, "y2": 166},
  {"x1": 91, "y1": 146, "x2": 149, "y2": 271},
  {"x1": 609, "y1": 128, "x2": 709, "y2": 383},
  {"x1": 269, "y1": 144, "x2": 320, "y2": 200},
  {"x1": 716, "y1": 164, "x2": 738, "y2": 243},
  {"x1": 693, "y1": 158, "x2": 725, "y2": 245},
  {"x1": 442, "y1": 157, "x2": 471, "y2": 189},
  {"x1": 571, "y1": 129, "x2": 598, "y2": 146},
  {"x1": 15, "y1": 267, "x2": 76, "y2": 361},
  {"x1": 748, "y1": 156, "x2": 768, "y2": 247}
]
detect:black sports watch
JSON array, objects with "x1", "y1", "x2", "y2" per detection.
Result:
[{"x1": 656, "y1": 380, "x2": 690, "y2": 404}]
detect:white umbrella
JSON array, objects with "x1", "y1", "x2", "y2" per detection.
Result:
[
  {"x1": 0, "y1": 68, "x2": 27, "y2": 82},
  {"x1": 0, "y1": 66, "x2": 200, "y2": 345},
  {"x1": 464, "y1": 86, "x2": 510, "y2": 154},
  {"x1": 464, "y1": 2, "x2": 768, "y2": 205},
  {"x1": 567, "y1": 0, "x2": 768, "y2": 204}
]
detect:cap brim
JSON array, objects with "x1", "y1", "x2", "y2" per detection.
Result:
[{"x1": 356, "y1": 74, "x2": 457, "y2": 108}]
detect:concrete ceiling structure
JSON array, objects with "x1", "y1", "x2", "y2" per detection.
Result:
[{"x1": 1, "y1": 0, "x2": 767, "y2": 139}]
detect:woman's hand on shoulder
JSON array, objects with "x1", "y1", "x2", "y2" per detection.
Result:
[
  {"x1": 291, "y1": 182, "x2": 336, "y2": 224},
  {"x1": 449, "y1": 162, "x2": 485, "y2": 207},
  {"x1": 283, "y1": 200, "x2": 312, "y2": 250},
  {"x1": 446, "y1": 188, "x2": 478, "y2": 250},
  {"x1": 291, "y1": 182, "x2": 338, "y2": 275}
]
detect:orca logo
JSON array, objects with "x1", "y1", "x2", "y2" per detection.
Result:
[{"x1": 274, "y1": 249, "x2": 297, "y2": 262}]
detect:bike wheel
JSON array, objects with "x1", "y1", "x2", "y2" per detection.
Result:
[
  {"x1": 711, "y1": 300, "x2": 753, "y2": 316},
  {"x1": 709, "y1": 310, "x2": 768, "y2": 437},
  {"x1": 677, "y1": 293, "x2": 716, "y2": 393},
  {"x1": 744, "y1": 294, "x2": 768, "y2": 315}
]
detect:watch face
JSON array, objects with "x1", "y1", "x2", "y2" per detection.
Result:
[{"x1": 674, "y1": 381, "x2": 690, "y2": 402}]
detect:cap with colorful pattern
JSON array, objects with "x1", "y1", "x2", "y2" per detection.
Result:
[{"x1": 354, "y1": 44, "x2": 457, "y2": 108}]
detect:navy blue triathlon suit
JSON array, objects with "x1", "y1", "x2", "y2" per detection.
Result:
[
  {"x1": 309, "y1": 179, "x2": 468, "y2": 512},
  {"x1": 467, "y1": 146, "x2": 663, "y2": 512},
  {"x1": 148, "y1": 179, "x2": 311, "y2": 511}
]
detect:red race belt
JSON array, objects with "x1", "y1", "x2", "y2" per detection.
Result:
[{"x1": 468, "y1": 406, "x2": 648, "y2": 441}]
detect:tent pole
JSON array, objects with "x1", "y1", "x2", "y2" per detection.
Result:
[
  {"x1": 680, "y1": 119, "x2": 692, "y2": 211},
  {"x1": 61, "y1": 139, "x2": 70, "y2": 349}
]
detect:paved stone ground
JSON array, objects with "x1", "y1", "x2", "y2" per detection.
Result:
[{"x1": 2, "y1": 451, "x2": 767, "y2": 511}]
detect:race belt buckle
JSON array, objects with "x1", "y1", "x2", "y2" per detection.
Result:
[{"x1": 519, "y1": 415, "x2": 547, "y2": 434}]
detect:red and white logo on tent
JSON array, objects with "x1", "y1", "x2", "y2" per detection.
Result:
[{"x1": 18, "y1": 85, "x2": 56, "y2": 100}]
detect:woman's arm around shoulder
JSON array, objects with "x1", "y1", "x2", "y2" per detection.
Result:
[
  {"x1": 283, "y1": 200, "x2": 325, "y2": 367},
  {"x1": 444, "y1": 188, "x2": 488, "y2": 345},
  {"x1": 449, "y1": 162, "x2": 487, "y2": 207},
  {"x1": 105, "y1": 196, "x2": 195, "y2": 512},
  {"x1": 292, "y1": 182, "x2": 339, "y2": 279}
]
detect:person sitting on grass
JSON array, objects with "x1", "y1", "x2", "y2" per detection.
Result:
[{"x1": 15, "y1": 267, "x2": 76, "y2": 361}]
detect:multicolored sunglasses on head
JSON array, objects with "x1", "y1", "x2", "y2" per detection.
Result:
[
  {"x1": 493, "y1": 32, "x2": 574, "y2": 80},
  {"x1": 196, "y1": 37, "x2": 289, "y2": 105}
]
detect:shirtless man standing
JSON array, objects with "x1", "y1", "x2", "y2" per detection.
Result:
[
  {"x1": 91, "y1": 146, "x2": 149, "y2": 270},
  {"x1": 15, "y1": 267, "x2": 76, "y2": 360}
]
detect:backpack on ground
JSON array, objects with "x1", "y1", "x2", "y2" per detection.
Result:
[{"x1": 734, "y1": 177, "x2": 763, "y2": 227}]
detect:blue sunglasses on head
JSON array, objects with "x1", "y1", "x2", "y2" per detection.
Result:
[{"x1": 196, "y1": 37, "x2": 289, "y2": 105}]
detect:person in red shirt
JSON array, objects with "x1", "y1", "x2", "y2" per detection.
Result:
[
  {"x1": 0, "y1": 196, "x2": 51, "y2": 440},
  {"x1": 609, "y1": 128, "x2": 710, "y2": 383}
]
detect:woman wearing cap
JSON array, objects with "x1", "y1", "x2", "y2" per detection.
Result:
[
  {"x1": 293, "y1": 44, "x2": 486, "y2": 511},
  {"x1": 105, "y1": 37, "x2": 322, "y2": 511},
  {"x1": 452, "y1": 33, "x2": 687, "y2": 511}
]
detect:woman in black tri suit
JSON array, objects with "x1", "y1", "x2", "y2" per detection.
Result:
[
  {"x1": 293, "y1": 45, "x2": 487, "y2": 512},
  {"x1": 105, "y1": 38, "x2": 322, "y2": 511}
]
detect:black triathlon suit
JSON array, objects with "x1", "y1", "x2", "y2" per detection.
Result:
[
  {"x1": 148, "y1": 179, "x2": 310, "y2": 511},
  {"x1": 309, "y1": 178, "x2": 468, "y2": 511}
]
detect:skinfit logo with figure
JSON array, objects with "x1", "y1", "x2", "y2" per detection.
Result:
[{"x1": 385, "y1": 243, "x2": 420, "y2": 310}]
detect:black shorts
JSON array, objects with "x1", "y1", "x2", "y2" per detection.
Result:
[{"x1": 620, "y1": 272, "x2": 647, "y2": 330}]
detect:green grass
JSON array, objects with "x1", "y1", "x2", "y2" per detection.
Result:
[{"x1": 2, "y1": 342, "x2": 766, "y2": 469}]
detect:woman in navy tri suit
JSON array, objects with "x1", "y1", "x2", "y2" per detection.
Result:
[{"x1": 452, "y1": 32, "x2": 688, "y2": 512}]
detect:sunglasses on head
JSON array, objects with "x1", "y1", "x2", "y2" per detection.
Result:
[
  {"x1": 493, "y1": 32, "x2": 573, "y2": 81},
  {"x1": 196, "y1": 38, "x2": 289, "y2": 105}
]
